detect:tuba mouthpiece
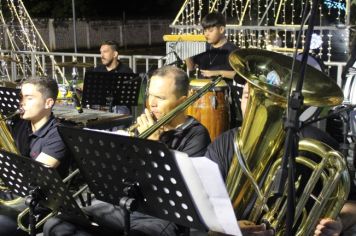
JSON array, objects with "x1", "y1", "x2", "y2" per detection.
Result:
[{"x1": 3, "y1": 108, "x2": 23, "y2": 120}]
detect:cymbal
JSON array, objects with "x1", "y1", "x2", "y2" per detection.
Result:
[
  {"x1": 56, "y1": 61, "x2": 94, "y2": 68},
  {"x1": 0, "y1": 55, "x2": 19, "y2": 63},
  {"x1": 229, "y1": 49, "x2": 343, "y2": 107}
]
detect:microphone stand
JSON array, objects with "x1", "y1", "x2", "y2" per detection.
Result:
[
  {"x1": 274, "y1": 0, "x2": 320, "y2": 234},
  {"x1": 69, "y1": 66, "x2": 83, "y2": 113},
  {"x1": 302, "y1": 104, "x2": 356, "y2": 158}
]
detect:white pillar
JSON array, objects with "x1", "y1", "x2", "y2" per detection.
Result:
[
  {"x1": 48, "y1": 19, "x2": 56, "y2": 50},
  {"x1": 86, "y1": 21, "x2": 90, "y2": 49},
  {"x1": 148, "y1": 18, "x2": 151, "y2": 46}
]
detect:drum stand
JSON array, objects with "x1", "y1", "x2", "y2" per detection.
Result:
[{"x1": 25, "y1": 186, "x2": 44, "y2": 236}]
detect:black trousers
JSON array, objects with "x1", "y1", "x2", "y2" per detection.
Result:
[
  {"x1": 0, "y1": 203, "x2": 28, "y2": 236},
  {"x1": 43, "y1": 200, "x2": 178, "y2": 236}
]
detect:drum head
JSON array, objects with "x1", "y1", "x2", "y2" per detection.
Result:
[
  {"x1": 295, "y1": 53, "x2": 324, "y2": 72},
  {"x1": 299, "y1": 106, "x2": 320, "y2": 122},
  {"x1": 189, "y1": 79, "x2": 227, "y2": 90},
  {"x1": 344, "y1": 74, "x2": 356, "y2": 104}
]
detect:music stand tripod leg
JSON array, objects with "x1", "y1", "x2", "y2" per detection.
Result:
[
  {"x1": 118, "y1": 182, "x2": 140, "y2": 236},
  {"x1": 25, "y1": 186, "x2": 43, "y2": 236}
]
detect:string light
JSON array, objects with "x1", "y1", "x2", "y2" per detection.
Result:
[
  {"x1": 327, "y1": 32, "x2": 332, "y2": 63},
  {"x1": 291, "y1": 0, "x2": 294, "y2": 25}
]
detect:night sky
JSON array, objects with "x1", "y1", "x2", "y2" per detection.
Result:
[{"x1": 25, "y1": 0, "x2": 182, "y2": 19}]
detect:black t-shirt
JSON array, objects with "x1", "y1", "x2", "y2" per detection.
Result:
[
  {"x1": 159, "y1": 116, "x2": 211, "y2": 157},
  {"x1": 93, "y1": 60, "x2": 133, "y2": 73},
  {"x1": 11, "y1": 114, "x2": 69, "y2": 177},
  {"x1": 205, "y1": 125, "x2": 351, "y2": 219},
  {"x1": 192, "y1": 41, "x2": 237, "y2": 71},
  {"x1": 205, "y1": 125, "x2": 341, "y2": 181},
  {"x1": 192, "y1": 42, "x2": 243, "y2": 127}
]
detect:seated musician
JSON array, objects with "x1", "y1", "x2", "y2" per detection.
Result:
[
  {"x1": 94, "y1": 40, "x2": 133, "y2": 74},
  {"x1": 43, "y1": 65, "x2": 211, "y2": 236},
  {"x1": 90, "y1": 40, "x2": 133, "y2": 115},
  {"x1": 310, "y1": 37, "x2": 356, "y2": 236},
  {"x1": 206, "y1": 83, "x2": 356, "y2": 236},
  {"x1": 0, "y1": 77, "x2": 69, "y2": 236}
]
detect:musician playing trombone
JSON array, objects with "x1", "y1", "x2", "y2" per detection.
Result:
[
  {"x1": 0, "y1": 77, "x2": 69, "y2": 236},
  {"x1": 43, "y1": 65, "x2": 212, "y2": 236}
]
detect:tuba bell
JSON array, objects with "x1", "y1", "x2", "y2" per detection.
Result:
[
  {"x1": 0, "y1": 110, "x2": 23, "y2": 205},
  {"x1": 227, "y1": 49, "x2": 350, "y2": 235}
]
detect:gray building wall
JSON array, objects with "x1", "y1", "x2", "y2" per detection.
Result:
[{"x1": 4, "y1": 18, "x2": 171, "y2": 51}]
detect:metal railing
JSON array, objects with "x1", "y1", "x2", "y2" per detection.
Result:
[
  {"x1": 0, "y1": 50, "x2": 166, "y2": 83},
  {"x1": 0, "y1": 49, "x2": 346, "y2": 88}
]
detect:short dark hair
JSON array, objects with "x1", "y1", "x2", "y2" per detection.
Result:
[
  {"x1": 150, "y1": 66, "x2": 189, "y2": 98},
  {"x1": 100, "y1": 40, "x2": 119, "y2": 52},
  {"x1": 201, "y1": 12, "x2": 226, "y2": 29},
  {"x1": 22, "y1": 77, "x2": 59, "y2": 102}
]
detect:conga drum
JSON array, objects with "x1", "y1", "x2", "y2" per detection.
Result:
[
  {"x1": 186, "y1": 79, "x2": 230, "y2": 141},
  {"x1": 343, "y1": 73, "x2": 356, "y2": 104}
]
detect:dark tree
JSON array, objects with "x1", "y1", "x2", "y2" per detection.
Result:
[{"x1": 24, "y1": 0, "x2": 181, "y2": 19}]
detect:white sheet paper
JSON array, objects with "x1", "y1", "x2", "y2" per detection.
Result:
[{"x1": 174, "y1": 151, "x2": 242, "y2": 236}]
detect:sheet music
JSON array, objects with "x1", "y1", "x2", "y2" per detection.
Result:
[{"x1": 173, "y1": 151, "x2": 242, "y2": 236}]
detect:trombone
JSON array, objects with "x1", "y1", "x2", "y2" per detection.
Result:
[{"x1": 131, "y1": 76, "x2": 224, "y2": 138}]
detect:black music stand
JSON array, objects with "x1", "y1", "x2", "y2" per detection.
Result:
[
  {"x1": 58, "y1": 126, "x2": 209, "y2": 235},
  {"x1": 0, "y1": 150, "x2": 90, "y2": 236},
  {"x1": 0, "y1": 87, "x2": 20, "y2": 116},
  {"x1": 82, "y1": 71, "x2": 141, "y2": 111}
]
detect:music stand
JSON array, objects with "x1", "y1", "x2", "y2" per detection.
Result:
[
  {"x1": 58, "y1": 126, "x2": 208, "y2": 235},
  {"x1": 82, "y1": 71, "x2": 141, "y2": 110},
  {"x1": 0, "y1": 87, "x2": 20, "y2": 116},
  {"x1": 0, "y1": 150, "x2": 90, "y2": 236}
]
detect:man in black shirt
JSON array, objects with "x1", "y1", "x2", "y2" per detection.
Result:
[
  {"x1": 186, "y1": 12, "x2": 243, "y2": 128},
  {"x1": 94, "y1": 40, "x2": 133, "y2": 74},
  {"x1": 87, "y1": 40, "x2": 134, "y2": 114},
  {"x1": 0, "y1": 77, "x2": 69, "y2": 236},
  {"x1": 135, "y1": 65, "x2": 211, "y2": 156},
  {"x1": 206, "y1": 83, "x2": 356, "y2": 236},
  {"x1": 43, "y1": 66, "x2": 211, "y2": 236},
  {"x1": 186, "y1": 12, "x2": 237, "y2": 80}
]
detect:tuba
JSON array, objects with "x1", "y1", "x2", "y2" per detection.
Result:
[
  {"x1": 227, "y1": 49, "x2": 350, "y2": 235},
  {"x1": 0, "y1": 110, "x2": 23, "y2": 205}
]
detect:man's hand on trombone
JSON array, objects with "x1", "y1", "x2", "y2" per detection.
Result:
[{"x1": 136, "y1": 108, "x2": 162, "y2": 140}]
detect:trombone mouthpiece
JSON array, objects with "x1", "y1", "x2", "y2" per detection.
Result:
[{"x1": 127, "y1": 123, "x2": 139, "y2": 132}]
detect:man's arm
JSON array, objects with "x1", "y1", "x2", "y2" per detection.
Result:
[
  {"x1": 185, "y1": 57, "x2": 195, "y2": 71},
  {"x1": 36, "y1": 127, "x2": 67, "y2": 169},
  {"x1": 314, "y1": 201, "x2": 356, "y2": 235},
  {"x1": 208, "y1": 221, "x2": 274, "y2": 236},
  {"x1": 340, "y1": 201, "x2": 356, "y2": 231},
  {"x1": 36, "y1": 152, "x2": 60, "y2": 168}
]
